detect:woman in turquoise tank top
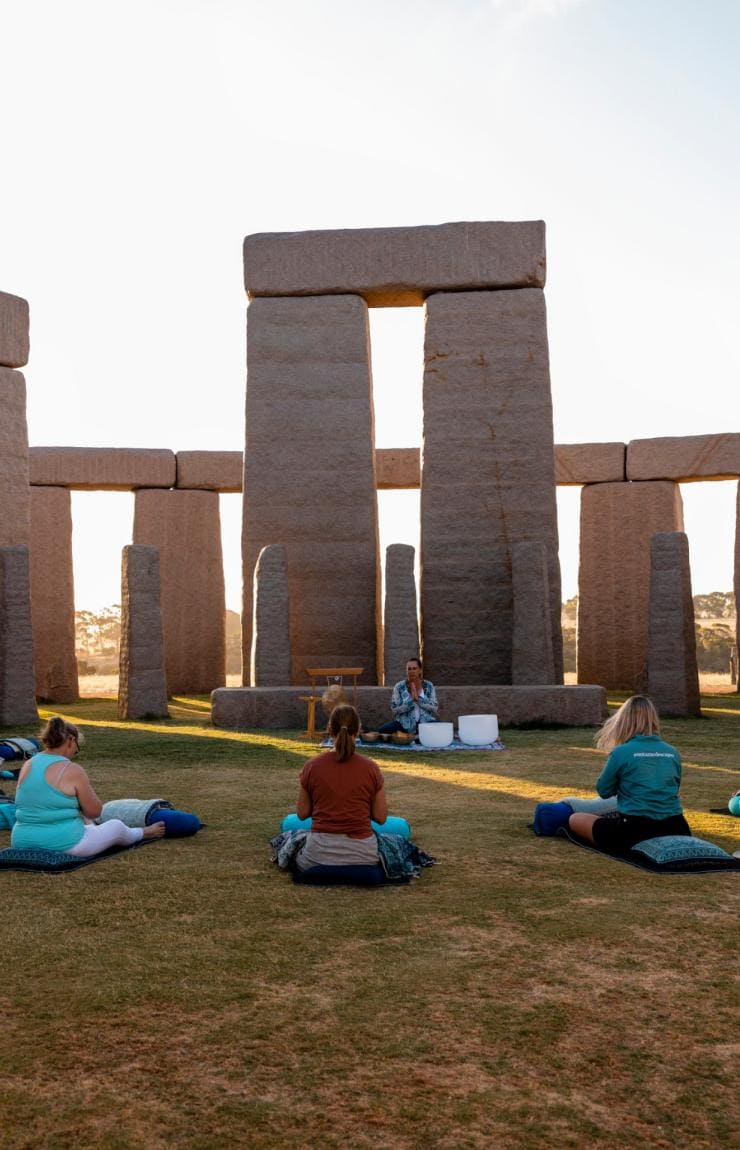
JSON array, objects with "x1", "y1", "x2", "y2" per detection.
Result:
[{"x1": 12, "y1": 716, "x2": 166, "y2": 856}]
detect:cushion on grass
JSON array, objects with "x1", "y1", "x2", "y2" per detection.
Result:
[
  {"x1": 0, "y1": 843, "x2": 147, "y2": 873},
  {"x1": 556, "y1": 827, "x2": 740, "y2": 874},
  {"x1": 631, "y1": 836, "x2": 738, "y2": 867},
  {"x1": 292, "y1": 863, "x2": 407, "y2": 886},
  {"x1": 281, "y1": 813, "x2": 411, "y2": 839},
  {"x1": 149, "y1": 808, "x2": 203, "y2": 836},
  {"x1": 532, "y1": 801, "x2": 573, "y2": 836}
]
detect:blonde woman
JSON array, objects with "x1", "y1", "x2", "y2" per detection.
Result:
[
  {"x1": 295, "y1": 704, "x2": 388, "y2": 872},
  {"x1": 12, "y1": 716, "x2": 165, "y2": 857},
  {"x1": 569, "y1": 695, "x2": 692, "y2": 849}
]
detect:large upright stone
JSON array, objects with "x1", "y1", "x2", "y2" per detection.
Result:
[
  {"x1": 735, "y1": 482, "x2": 740, "y2": 688},
  {"x1": 29, "y1": 487, "x2": 78, "y2": 702},
  {"x1": 511, "y1": 541, "x2": 556, "y2": 685},
  {"x1": 0, "y1": 368, "x2": 30, "y2": 548},
  {"x1": 420, "y1": 289, "x2": 562, "y2": 685},
  {"x1": 242, "y1": 295, "x2": 380, "y2": 685},
  {"x1": 578, "y1": 482, "x2": 684, "y2": 690},
  {"x1": 0, "y1": 292, "x2": 30, "y2": 367},
  {"x1": 251, "y1": 544, "x2": 291, "y2": 686},
  {"x1": 647, "y1": 532, "x2": 700, "y2": 716},
  {"x1": 0, "y1": 546, "x2": 38, "y2": 725},
  {"x1": 244, "y1": 221, "x2": 546, "y2": 307},
  {"x1": 383, "y1": 544, "x2": 419, "y2": 687},
  {"x1": 118, "y1": 546, "x2": 169, "y2": 720},
  {"x1": 133, "y1": 490, "x2": 225, "y2": 694}
]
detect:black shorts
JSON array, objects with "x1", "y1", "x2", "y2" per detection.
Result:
[{"x1": 592, "y1": 811, "x2": 692, "y2": 851}]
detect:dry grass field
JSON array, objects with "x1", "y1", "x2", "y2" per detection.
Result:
[{"x1": 1, "y1": 693, "x2": 738, "y2": 1149}]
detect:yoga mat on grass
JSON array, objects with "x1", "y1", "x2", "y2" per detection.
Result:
[
  {"x1": 321, "y1": 738, "x2": 505, "y2": 752},
  {"x1": 554, "y1": 826, "x2": 740, "y2": 875},
  {"x1": 0, "y1": 839, "x2": 159, "y2": 874}
]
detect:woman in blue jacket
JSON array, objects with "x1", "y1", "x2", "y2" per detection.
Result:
[{"x1": 569, "y1": 695, "x2": 692, "y2": 849}]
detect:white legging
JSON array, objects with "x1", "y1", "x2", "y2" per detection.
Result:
[{"x1": 67, "y1": 820, "x2": 144, "y2": 858}]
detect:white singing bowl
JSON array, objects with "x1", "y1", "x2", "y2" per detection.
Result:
[
  {"x1": 458, "y1": 714, "x2": 499, "y2": 745},
  {"x1": 418, "y1": 721, "x2": 454, "y2": 748}
]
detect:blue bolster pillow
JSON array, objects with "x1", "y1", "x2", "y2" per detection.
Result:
[
  {"x1": 532, "y1": 801, "x2": 574, "y2": 836},
  {"x1": 281, "y1": 813, "x2": 411, "y2": 839},
  {"x1": 147, "y1": 808, "x2": 203, "y2": 837}
]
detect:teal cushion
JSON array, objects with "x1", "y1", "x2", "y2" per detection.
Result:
[{"x1": 631, "y1": 835, "x2": 737, "y2": 868}]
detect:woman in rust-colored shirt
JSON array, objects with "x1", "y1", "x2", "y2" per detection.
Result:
[{"x1": 295, "y1": 704, "x2": 388, "y2": 872}]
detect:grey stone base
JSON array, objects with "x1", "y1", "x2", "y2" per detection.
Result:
[{"x1": 211, "y1": 684, "x2": 607, "y2": 731}]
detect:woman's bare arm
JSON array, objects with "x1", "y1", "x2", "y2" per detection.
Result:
[
  {"x1": 371, "y1": 786, "x2": 388, "y2": 825},
  {"x1": 296, "y1": 784, "x2": 312, "y2": 820},
  {"x1": 72, "y1": 766, "x2": 103, "y2": 819}
]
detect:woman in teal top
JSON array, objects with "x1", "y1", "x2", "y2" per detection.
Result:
[
  {"x1": 12, "y1": 716, "x2": 165, "y2": 857},
  {"x1": 569, "y1": 695, "x2": 692, "y2": 850}
]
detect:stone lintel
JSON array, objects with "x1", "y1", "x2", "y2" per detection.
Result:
[
  {"x1": 375, "y1": 448, "x2": 421, "y2": 489},
  {"x1": 212, "y1": 684, "x2": 606, "y2": 731},
  {"x1": 555, "y1": 442, "x2": 626, "y2": 486},
  {"x1": 30, "y1": 447, "x2": 176, "y2": 490},
  {"x1": 244, "y1": 221, "x2": 546, "y2": 306},
  {"x1": 176, "y1": 451, "x2": 243, "y2": 492},
  {"x1": 0, "y1": 292, "x2": 30, "y2": 367},
  {"x1": 627, "y1": 434, "x2": 740, "y2": 482}
]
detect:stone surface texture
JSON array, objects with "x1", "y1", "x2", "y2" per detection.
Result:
[
  {"x1": 647, "y1": 532, "x2": 700, "y2": 716},
  {"x1": 0, "y1": 292, "x2": 30, "y2": 367},
  {"x1": 375, "y1": 448, "x2": 421, "y2": 490},
  {"x1": 555, "y1": 442, "x2": 626, "y2": 485},
  {"x1": 420, "y1": 289, "x2": 563, "y2": 685},
  {"x1": 0, "y1": 368, "x2": 31, "y2": 547},
  {"x1": 29, "y1": 487, "x2": 78, "y2": 702},
  {"x1": 30, "y1": 447, "x2": 176, "y2": 490},
  {"x1": 251, "y1": 544, "x2": 291, "y2": 686},
  {"x1": 244, "y1": 221, "x2": 546, "y2": 307},
  {"x1": 735, "y1": 482, "x2": 740, "y2": 681},
  {"x1": 577, "y1": 481, "x2": 684, "y2": 690},
  {"x1": 176, "y1": 451, "x2": 243, "y2": 492},
  {"x1": 0, "y1": 546, "x2": 39, "y2": 725},
  {"x1": 133, "y1": 490, "x2": 225, "y2": 694},
  {"x1": 511, "y1": 541, "x2": 556, "y2": 685},
  {"x1": 383, "y1": 544, "x2": 419, "y2": 687},
  {"x1": 118, "y1": 545, "x2": 169, "y2": 719},
  {"x1": 212, "y1": 684, "x2": 606, "y2": 731},
  {"x1": 242, "y1": 295, "x2": 381, "y2": 684},
  {"x1": 627, "y1": 434, "x2": 740, "y2": 481}
]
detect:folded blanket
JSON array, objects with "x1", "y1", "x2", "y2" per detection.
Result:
[{"x1": 98, "y1": 798, "x2": 172, "y2": 827}]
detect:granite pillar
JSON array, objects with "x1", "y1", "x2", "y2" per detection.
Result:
[
  {"x1": 242, "y1": 295, "x2": 380, "y2": 685},
  {"x1": 251, "y1": 544, "x2": 291, "y2": 686},
  {"x1": 577, "y1": 481, "x2": 684, "y2": 690},
  {"x1": 420, "y1": 289, "x2": 562, "y2": 684},
  {"x1": 29, "y1": 487, "x2": 78, "y2": 702},
  {"x1": 511, "y1": 540, "x2": 556, "y2": 685},
  {"x1": 133, "y1": 489, "x2": 225, "y2": 694},
  {"x1": 0, "y1": 546, "x2": 38, "y2": 725},
  {"x1": 0, "y1": 367, "x2": 30, "y2": 548},
  {"x1": 647, "y1": 532, "x2": 700, "y2": 716},
  {"x1": 118, "y1": 545, "x2": 169, "y2": 720},
  {"x1": 383, "y1": 544, "x2": 419, "y2": 687},
  {"x1": 735, "y1": 482, "x2": 740, "y2": 691}
]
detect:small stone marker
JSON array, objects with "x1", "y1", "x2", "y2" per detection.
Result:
[
  {"x1": 251, "y1": 544, "x2": 291, "y2": 686},
  {"x1": 0, "y1": 545, "x2": 39, "y2": 726},
  {"x1": 383, "y1": 544, "x2": 419, "y2": 687},
  {"x1": 647, "y1": 532, "x2": 700, "y2": 716},
  {"x1": 511, "y1": 541, "x2": 556, "y2": 685},
  {"x1": 118, "y1": 545, "x2": 169, "y2": 720}
]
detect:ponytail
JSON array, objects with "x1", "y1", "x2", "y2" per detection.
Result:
[{"x1": 328, "y1": 704, "x2": 360, "y2": 763}]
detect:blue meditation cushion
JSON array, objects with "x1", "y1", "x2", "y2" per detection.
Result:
[
  {"x1": 532, "y1": 801, "x2": 574, "y2": 836},
  {"x1": 728, "y1": 794, "x2": 740, "y2": 817},
  {"x1": 148, "y1": 808, "x2": 203, "y2": 837},
  {"x1": 631, "y1": 835, "x2": 737, "y2": 867},
  {"x1": 280, "y1": 813, "x2": 411, "y2": 839}
]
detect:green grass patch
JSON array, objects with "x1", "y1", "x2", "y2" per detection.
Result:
[{"x1": 1, "y1": 695, "x2": 737, "y2": 1149}]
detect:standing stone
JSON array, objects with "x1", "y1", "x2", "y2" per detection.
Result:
[
  {"x1": 0, "y1": 546, "x2": 38, "y2": 725},
  {"x1": 0, "y1": 292, "x2": 30, "y2": 367},
  {"x1": 242, "y1": 295, "x2": 380, "y2": 685},
  {"x1": 383, "y1": 544, "x2": 419, "y2": 687},
  {"x1": 251, "y1": 544, "x2": 291, "y2": 686},
  {"x1": 29, "y1": 487, "x2": 79, "y2": 702},
  {"x1": 511, "y1": 541, "x2": 556, "y2": 685},
  {"x1": 118, "y1": 546, "x2": 169, "y2": 720},
  {"x1": 0, "y1": 367, "x2": 31, "y2": 548},
  {"x1": 133, "y1": 490, "x2": 225, "y2": 694},
  {"x1": 735, "y1": 482, "x2": 740, "y2": 691},
  {"x1": 578, "y1": 481, "x2": 684, "y2": 690},
  {"x1": 647, "y1": 532, "x2": 700, "y2": 716},
  {"x1": 420, "y1": 289, "x2": 563, "y2": 685}
]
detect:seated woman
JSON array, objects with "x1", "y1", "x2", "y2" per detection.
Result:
[
  {"x1": 379, "y1": 656, "x2": 438, "y2": 736},
  {"x1": 295, "y1": 704, "x2": 387, "y2": 874},
  {"x1": 568, "y1": 695, "x2": 692, "y2": 850},
  {"x1": 11, "y1": 716, "x2": 165, "y2": 857}
]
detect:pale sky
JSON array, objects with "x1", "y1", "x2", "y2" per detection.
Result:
[{"x1": 2, "y1": 0, "x2": 738, "y2": 611}]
